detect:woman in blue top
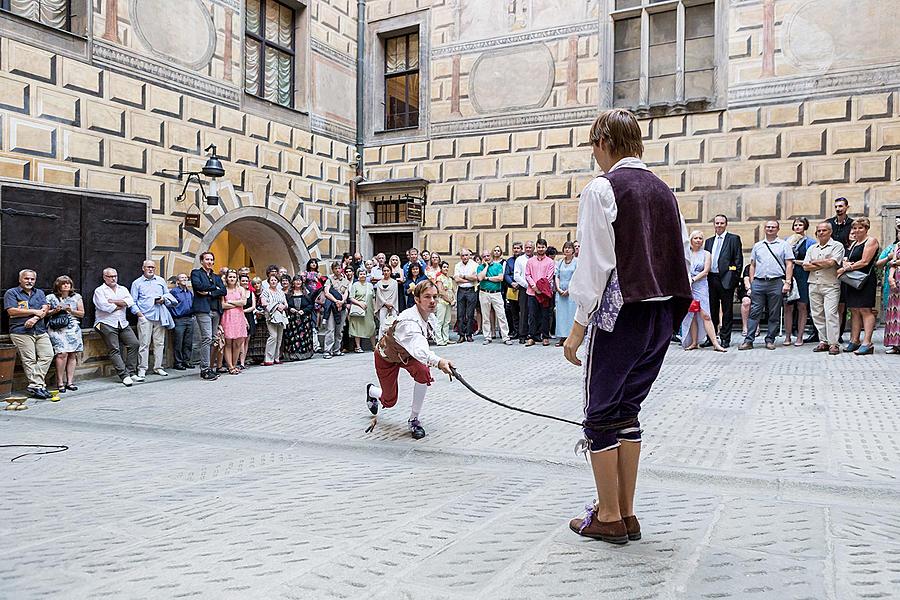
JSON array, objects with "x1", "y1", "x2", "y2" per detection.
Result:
[
  {"x1": 783, "y1": 217, "x2": 815, "y2": 346},
  {"x1": 554, "y1": 241, "x2": 578, "y2": 345},
  {"x1": 403, "y1": 262, "x2": 429, "y2": 308}
]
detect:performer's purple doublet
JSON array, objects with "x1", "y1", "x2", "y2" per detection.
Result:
[{"x1": 582, "y1": 166, "x2": 691, "y2": 452}]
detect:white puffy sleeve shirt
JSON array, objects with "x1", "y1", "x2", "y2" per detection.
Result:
[
  {"x1": 569, "y1": 175, "x2": 619, "y2": 327},
  {"x1": 393, "y1": 307, "x2": 441, "y2": 367}
]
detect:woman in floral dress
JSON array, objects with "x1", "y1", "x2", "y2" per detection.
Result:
[
  {"x1": 282, "y1": 275, "x2": 315, "y2": 361},
  {"x1": 46, "y1": 275, "x2": 84, "y2": 393}
]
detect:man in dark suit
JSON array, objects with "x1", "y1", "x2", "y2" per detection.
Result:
[{"x1": 703, "y1": 214, "x2": 743, "y2": 347}]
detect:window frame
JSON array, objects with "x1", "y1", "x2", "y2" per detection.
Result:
[
  {"x1": 383, "y1": 31, "x2": 420, "y2": 131},
  {"x1": 245, "y1": 0, "x2": 297, "y2": 109},
  {"x1": 605, "y1": 0, "x2": 722, "y2": 114},
  {"x1": 0, "y1": 0, "x2": 71, "y2": 32}
]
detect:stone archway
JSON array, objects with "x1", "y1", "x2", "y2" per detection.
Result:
[{"x1": 196, "y1": 206, "x2": 311, "y2": 272}]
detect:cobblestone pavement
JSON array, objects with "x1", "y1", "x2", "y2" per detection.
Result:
[{"x1": 2, "y1": 334, "x2": 899, "y2": 599}]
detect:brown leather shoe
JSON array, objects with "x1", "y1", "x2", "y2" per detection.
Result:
[
  {"x1": 813, "y1": 342, "x2": 829, "y2": 352},
  {"x1": 623, "y1": 515, "x2": 641, "y2": 540},
  {"x1": 738, "y1": 342, "x2": 753, "y2": 350},
  {"x1": 569, "y1": 505, "x2": 628, "y2": 544}
]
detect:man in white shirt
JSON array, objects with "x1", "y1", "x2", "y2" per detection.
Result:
[
  {"x1": 564, "y1": 109, "x2": 692, "y2": 545},
  {"x1": 370, "y1": 253, "x2": 386, "y2": 283},
  {"x1": 513, "y1": 240, "x2": 534, "y2": 343},
  {"x1": 130, "y1": 260, "x2": 174, "y2": 379},
  {"x1": 93, "y1": 267, "x2": 142, "y2": 386},
  {"x1": 364, "y1": 279, "x2": 454, "y2": 439},
  {"x1": 453, "y1": 248, "x2": 479, "y2": 342}
]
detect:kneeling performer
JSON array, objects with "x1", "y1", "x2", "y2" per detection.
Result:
[{"x1": 365, "y1": 279, "x2": 454, "y2": 439}]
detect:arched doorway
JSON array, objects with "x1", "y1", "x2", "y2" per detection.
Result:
[{"x1": 196, "y1": 206, "x2": 311, "y2": 275}]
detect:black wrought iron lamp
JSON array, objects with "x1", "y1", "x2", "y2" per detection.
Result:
[{"x1": 164, "y1": 144, "x2": 226, "y2": 206}]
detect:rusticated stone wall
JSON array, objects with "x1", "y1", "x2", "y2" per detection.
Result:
[{"x1": 360, "y1": 0, "x2": 900, "y2": 264}]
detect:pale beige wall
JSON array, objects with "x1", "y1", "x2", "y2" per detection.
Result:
[
  {"x1": 0, "y1": 0, "x2": 360, "y2": 280},
  {"x1": 361, "y1": 0, "x2": 900, "y2": 266}
]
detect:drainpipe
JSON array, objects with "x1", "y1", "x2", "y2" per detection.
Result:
[{"x1": 350, "y1": 0, "x2": 366, "y2": 255}]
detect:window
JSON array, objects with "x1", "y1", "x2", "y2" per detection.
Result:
[
  {"x1": 374, "y1": 200, "x2": 409, "y2": 225},
  {"x1": 384, "y1": 32, "x2": 419, "y2": 130},
  {"x1": 1, "y1": 0, "x2": 70, "y2": 30},
  {"x1": 612, "y1": 0, "x2": 716, "y2": 109},
  {"x1": 245, "y1": 0, "x2": 295, "y2": 108}
]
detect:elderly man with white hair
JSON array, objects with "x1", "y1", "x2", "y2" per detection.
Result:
[
  {"x1": 130, "y1": 260, "x2": 174, "y2": 379},
  {"x1": 4, "y1": 268, "x2": 54, "y2": 399}
]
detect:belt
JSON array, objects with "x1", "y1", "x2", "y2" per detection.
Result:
[{"x1": 754, "y1": 277, "x2": 783, "y2": 281}]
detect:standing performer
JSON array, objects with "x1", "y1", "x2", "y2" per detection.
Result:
[
  {"x1": 564, "y1": 109, "x2": 691, "y2": 544},
  {"x1": 365, "y1": 280, "x2": 455, "y2": 439}
]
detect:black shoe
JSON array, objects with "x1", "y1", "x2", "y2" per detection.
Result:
[
  {"x1": 366, "y1": 384, "x2": 378, "y2": 415},
  {"x1": 173, "y1": 364, "x2": 187, "y2": 371},
  {"x1": 671, "y1": 334, "x2": 681, "y2": 344},
  {"x1": 803, "y1": 332, "x2": 819, "y2": 344},
  {"x1": 200, "y1": 369, "x2": 219, "y2": 381},
  {"x1": 720, "y1": 341, "x2": 730, "y2": 349},
  {"x1": 699, "y1": 339, "x2": 714, "y2": 348},
  {"x1": 30, "y1": 387, "x2": 51, "y2": 399},
  {"x1": 408, "y1": 418, "x2": 426, "y2": 440}
]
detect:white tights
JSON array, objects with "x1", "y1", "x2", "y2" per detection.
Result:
[{"x1": 368, "y1": 381, "x2": 428, "y2": 421}]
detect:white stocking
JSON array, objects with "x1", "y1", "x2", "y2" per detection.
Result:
[{"x1": 410, "y1": 382, "x2": 427, "y2": 421}]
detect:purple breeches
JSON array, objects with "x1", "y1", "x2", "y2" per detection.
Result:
[{"x1": 582, "y1": 300, "x2": 676, "y2": 452}]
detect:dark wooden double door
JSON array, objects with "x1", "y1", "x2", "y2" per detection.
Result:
[{"x1": 1, "y1": 185, "x2": 148, "y2": 328}]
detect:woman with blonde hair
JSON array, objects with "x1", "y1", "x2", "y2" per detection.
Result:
[
  {"x1": 220, "y1": 269, "x2": 248, "y2": 374},
  {"x1": 426, "y1": 252, "x2": 442, "y2": 281},
  {"x1": 680, "y1": 230, "x2": 727, "y2": 352}
]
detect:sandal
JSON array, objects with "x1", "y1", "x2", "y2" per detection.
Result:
[
  {"x1": 228, "y1": 367, "x2": 241, "y2": 375},
  {"x1": 354, "y1": 348, "x2": 364, "y2": 353},
  {"x1": 65, "y1": 383, "x2": 78, "y2": 391}
]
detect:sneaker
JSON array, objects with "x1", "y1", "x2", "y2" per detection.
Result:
[
  {"x1": 504, "y1": 340, "x2": 513, "y2": 345},
  {"x1": 200, "y1": 369, "x2": 219, "y2": 381},
  {"x1": 323, "y1": 352, "x2": 332, "y2": 359},
  {"x1": 132, "y1": 374, "x2": 146, "y2": 382},
  {"x1": 154, "y1": 369, "x2": 169, "y2": 376},
  {"x1": 482, "y1": 338, "x2": 492, "y2": 345},
  {"x1": 122, "y1": 376, "x2": 134, "y2": 387},
  {"x1": 136, "y1": 370, "x2": 146, "y2": 379},
  {"x1": 366, "y1": 384, "x2": 379, "y2": 415},
  {"x1": 408, "y1": 418, "x2": 426, "y2": 440}
]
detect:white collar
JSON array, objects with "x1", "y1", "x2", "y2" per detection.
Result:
[{"x1": 608, "y1": 156, "x2": 649, "y2": 172}]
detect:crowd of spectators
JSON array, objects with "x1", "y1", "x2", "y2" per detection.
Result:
[{"x1": 5, "y1": 194, "x2": 898, "y2": 399}]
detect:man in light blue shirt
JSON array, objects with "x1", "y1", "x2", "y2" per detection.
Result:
[
  {"x1": 130, "y1": 260, "x2": 174, "y2": 379},
  {"x1": 739, "y1": 221, "x2": 795, "y2": 350}
]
